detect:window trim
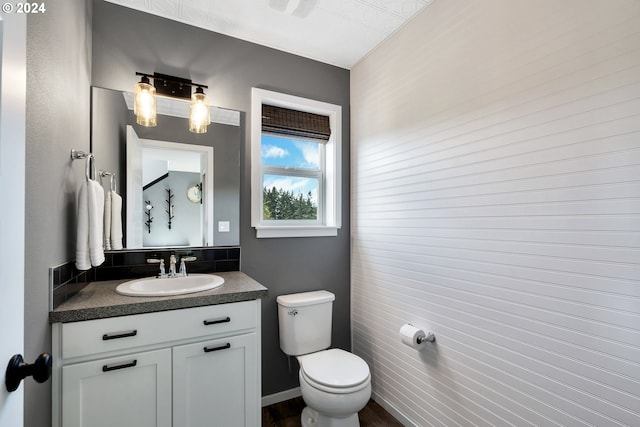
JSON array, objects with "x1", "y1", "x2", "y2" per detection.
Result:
[{"x1": 251, "y1": 88, "x2": 341, "y2": 238}]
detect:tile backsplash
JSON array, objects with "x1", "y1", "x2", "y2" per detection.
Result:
[{"x1": 50, "y1": 247, "x2": 240, "y2": 310}]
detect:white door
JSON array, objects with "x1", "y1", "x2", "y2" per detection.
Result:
[
  {"x1": 0, "y1": 11, "x2": 27, "y2": 426},
  {"x1": 61, "y1": 349, "x2": 172, "y2": 427},
  {"x1": 172, "y1": 333, "x2": 258, "y2": 427}
]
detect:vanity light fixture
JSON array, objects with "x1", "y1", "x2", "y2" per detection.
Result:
[
  {"x1": 134, "y1": 72, "x2": 211, "y2": 133},
  {"x1": 134, "y1": 74, "x2": 157, "y2": 127},
  {"x1": 189, "y1": 86, "x2": 211, "y2": 133}
]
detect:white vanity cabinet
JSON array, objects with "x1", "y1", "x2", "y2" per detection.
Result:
[{"x1": 52, "y1": 300, "x2": 261, "y2": 427}]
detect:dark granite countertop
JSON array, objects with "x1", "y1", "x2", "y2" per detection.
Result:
[{"x1": 50, "y1": 271, "x2": 268, "y2": 323}]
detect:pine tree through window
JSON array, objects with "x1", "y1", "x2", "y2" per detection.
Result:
[{"x1": 261, "y1": 134, "x2": 322, "y2": 222}]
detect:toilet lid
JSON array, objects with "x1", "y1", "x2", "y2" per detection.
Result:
[{"x1": 299, "y1": 349, "x2": 370, "y2": 388}]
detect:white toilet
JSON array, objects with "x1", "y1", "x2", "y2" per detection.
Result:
[{"x1": 277, "y1": 290, "x2": 371, "y2": 427}]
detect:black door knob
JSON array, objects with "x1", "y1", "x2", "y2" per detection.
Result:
[{"x1": 5, "y1": 353, "x2": 52, "y2": 392}]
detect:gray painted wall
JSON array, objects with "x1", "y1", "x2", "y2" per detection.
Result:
[
  {"x1": 91, "y1": 0, "x2": 351, "y2": 398},
  {"x1": 25, "y1": 1, "x2": 92, "y2": 426},
  {"x1": 90, "y1": 86, "x2": 129, "y2": 199},
  {"x1": 24, "y1": 2, "x2": 348, "y2": 424}
]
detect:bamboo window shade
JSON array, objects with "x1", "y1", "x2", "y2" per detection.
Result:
[{"x1": 262, "y1": 104, "x2": 331, "y2": 141}]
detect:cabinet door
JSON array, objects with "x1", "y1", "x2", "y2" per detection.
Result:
[
  {"x1": 61, "y1": 348, "x2": 172, "y2": 427},
  {"x1": 173, "y1": 333, "x2": 258, "y2": 427}
]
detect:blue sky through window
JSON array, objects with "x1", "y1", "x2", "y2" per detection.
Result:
[
  {"x1": 262, "y1": 134, "x2": 320, "y2": 206},
  {"x1": 261, "y1": 134, "x2": 320, "y2": 169}
]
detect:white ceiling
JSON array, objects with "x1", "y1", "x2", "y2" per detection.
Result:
[{"x1": 105, "y1": 0, "x2": 432, "y2": 69}]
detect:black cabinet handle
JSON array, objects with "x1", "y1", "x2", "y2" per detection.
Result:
[
  {"x1": 5, "y1": 353, "x2": 52, "y2": 392},
  {"x1": 102, "y1": 360, "x2": 137, "y2": 372},
  {"x1": 204, "y1": 343, "x2": 231, "y2": 353},
  {"x1": 203, "y1": 316, "x2": 230, "y2": 326},
  {"x1": 102, "y1": 330, "x2": 138, "y2": 341}
]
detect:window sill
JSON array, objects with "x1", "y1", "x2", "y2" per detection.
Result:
[{"x1": 254, "y1": 226, "x2": 339, "y2": 238}]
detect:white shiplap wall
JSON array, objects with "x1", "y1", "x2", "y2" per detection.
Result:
[{"x1": 350, "y1": 0, "x2": 640, "y2": 425}]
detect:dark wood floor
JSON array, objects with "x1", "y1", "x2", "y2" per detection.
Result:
[{"x1": 262, "y1": 397, "x2": 403, "y2": 427}]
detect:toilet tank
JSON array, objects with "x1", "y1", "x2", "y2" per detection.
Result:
[{"x1": 277, "y1": 290, "x2": 335, "y2": 356}]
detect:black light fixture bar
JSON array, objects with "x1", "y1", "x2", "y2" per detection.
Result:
[{"x1": 135, "y1": 72, "x2": 208, "y2": 99}]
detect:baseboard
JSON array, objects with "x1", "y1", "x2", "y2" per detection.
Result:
[
  {"x1": 371, "y1": 391, "x2": 417, "y2": 427},
  {"x1": 261, "y1": 387, "x2": 302, "y2": 407}
]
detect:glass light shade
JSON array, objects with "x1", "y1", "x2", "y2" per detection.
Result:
[
  {"x1": 134, "y1": 81, "x2": 157, "y2": 127},
  {"x1": 189, "y1": 90, "x2": 210, "y2": 133}
]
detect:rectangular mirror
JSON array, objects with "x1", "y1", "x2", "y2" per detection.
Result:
[{"x1": 91, "y1": 86, "x2": 241, "y2": 248}]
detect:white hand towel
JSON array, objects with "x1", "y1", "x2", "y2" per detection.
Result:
[
  {"x1": 75, "y1": 181, "x2": 91, "y2": 271},
  {"x1": 110, "y1": 191, "x2": 123, "y2": 250},
  {"x1": 76, "y1": 179, "x2": 105, "y2": 269},
  {"x1": 103, "y1": 190, "x2": 112, "y2": 250},
  {"x1": 88, "y1": 179, "x2": 105, "y2": 267}
]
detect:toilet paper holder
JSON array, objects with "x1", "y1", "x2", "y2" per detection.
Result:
[
  {"x1": 400, "y1": 323, "x2": 436, "y2": 350},
  {"x1": 417, "y1": 331, "x2": 435, "y2": 344}
]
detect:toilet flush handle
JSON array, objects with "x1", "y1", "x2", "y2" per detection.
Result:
[{"x1": 288, "y1": 309, "x2": 298, "y2": 316}]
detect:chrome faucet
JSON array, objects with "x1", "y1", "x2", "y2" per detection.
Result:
[
  {"x1": 147, "y1": 258, "x2": 166, "y2": 278},
  {"x1": 179, "y1": 256, "x2": 197, "y2": 277},
  {"x1": 168, "y1": 255, "x2": 177, "y2": 277},
  {"x1": 150, "y1": 254, "x2": 195, "y2": 279}
]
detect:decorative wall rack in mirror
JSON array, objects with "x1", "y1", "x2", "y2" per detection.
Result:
[{"x1": 90, "y1": 86, "x2": 241, "y2": 249}]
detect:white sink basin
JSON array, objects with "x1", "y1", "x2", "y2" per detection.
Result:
[{"x1": 115, "y1": 274, "x2": 225, "y2": 297}]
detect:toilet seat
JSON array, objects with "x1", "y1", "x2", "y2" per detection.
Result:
[{"x1": 298, "y1": 349, "x2": 370, "y2": 394}]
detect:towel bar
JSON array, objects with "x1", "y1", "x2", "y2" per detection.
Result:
[
  {"x1": 100, "y1": 170, "x2": 117, "y2": 192},
  {"x1": 70, "y1": 149, "x2": 96, "y2": 181},
  {"x1": 70, "y1": 149, "x2": 89, "y2": 160}
]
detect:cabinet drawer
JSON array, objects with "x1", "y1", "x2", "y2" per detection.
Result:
[{"x1": 60, "y1": 301, "x2": 257, "y2": 359}]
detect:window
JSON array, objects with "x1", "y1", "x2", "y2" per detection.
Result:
[{"x1": 251, "y1": 88, "x2": 342, "y2": 238}]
